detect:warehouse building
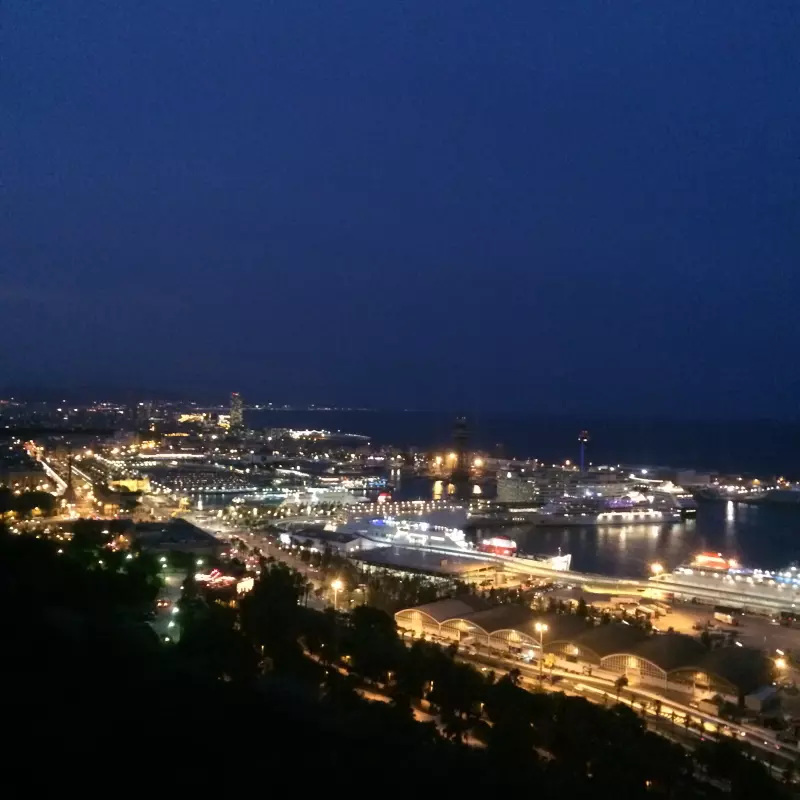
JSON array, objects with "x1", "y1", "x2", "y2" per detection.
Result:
[{"x1": 395, "y1": 598, "x2": 773, "y2": 703}]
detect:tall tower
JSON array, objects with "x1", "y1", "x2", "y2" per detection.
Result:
[
  {"x1": 63, "y1": 448, "x2": 77, "y2": 503},
  {"x1": 230, "y1": 392, "x2": 244, "y2": 430},
  {"x1": 578, "y1": 430, "x2": 589, "y2": 473},
  {"x1": 450, "y1": 416, "x2": 471, "y2": 498}
]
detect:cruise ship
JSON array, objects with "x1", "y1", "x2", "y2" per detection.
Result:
[
  {"x1": 279, "y1": 486, "x2": 364, "y2": 507},
  {"x1": 643, "y1": 484, "x2": 698, "y2": 516},
  {"x1": 469, "y1": 497, "x2": 680, "y2": 527},
  {"x1": 532, "y1": 499, "x2": 680, "y2": 526}
]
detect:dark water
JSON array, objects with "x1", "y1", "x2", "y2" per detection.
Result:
[
  {"x1": 247, "y1": 409, "x2": 800, "y2": 477},
  {"x1": 510, "y1": 502, "x2": 800, "y2": 578},
  {"x1": 244, "y1": 409, "x2": 800, "y2": 576},
  {"x1": 390, "y1": 476, "x2": 800, "y2": 578}
]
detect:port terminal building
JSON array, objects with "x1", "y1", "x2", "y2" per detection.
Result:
[{"x1": 395, "y1": 600, "x2": 772, "y2": 704}]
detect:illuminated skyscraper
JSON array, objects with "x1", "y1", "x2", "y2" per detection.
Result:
[{"x1": 230, "y1": 392, "x2": 244, "y2": 429}]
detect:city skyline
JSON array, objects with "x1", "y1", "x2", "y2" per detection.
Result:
[{"x1": 4, "y1": 2, "x2": 799, "y2": 418}]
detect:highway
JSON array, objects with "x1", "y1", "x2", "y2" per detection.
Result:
[
  {"x1": 184, "y1": 511, "x2": 800, "y2": 776},
  {"x1": 380, "y1": 541, "x2": 800, "y2": 615},
  {"x1": 453, "y1": 646, "x2": 799, "y2": 777},
  {"x1": 38, "y1": 457, "x2": 68, "y2": 494}
]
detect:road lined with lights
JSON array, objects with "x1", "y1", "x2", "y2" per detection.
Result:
[
  {"x1": 37, "y1": 457, "x2": 68, "y2": 494},
  {"x1": 455, "y1": 647, "x2": 799, "y2": 774},
  {"x1": 377, "y1": 540, "x2": 800, "y2": 614},
  {"x1": 182, "y1": 510, "x2": 800, "y2": 773}
]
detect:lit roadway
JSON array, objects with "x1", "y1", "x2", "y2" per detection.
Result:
[
  {"x1": 387, "y1": 542, "x2": 800, "y2": 615},
  {"x1": 38, "y1": 457, "x2": 68, "y2": 494},
  {"x1": 185, "y1": 512, "x2": 330, "y2": 610},
  {"x1": 183, "y1": 510, "x2": 797, "y2": 772},
  {"x1": 190, "y1": 505, "x2": 800, "y2": 613},
  {"x1": 40, "y1": 455, "x2": 102, "y2": 517},
  {"x1": 455, "y1": 647, "x2": 799, "y2": 777}
]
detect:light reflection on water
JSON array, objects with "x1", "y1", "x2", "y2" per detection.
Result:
[
  {"x1": 198, "y1": 483, "x2": 799, "y2": 580},
  {"x1": 486, "y1": 502, "x2": 800, "y2": 578}
]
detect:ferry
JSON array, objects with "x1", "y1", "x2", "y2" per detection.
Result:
[
  {"x1": 670, "y1": 552, "x2": 800, "y2": 589},
  {"x1": 676, "y1": 552, "x2": 740, "y2": 573},
  {"x1": 477, "y1": 535, "x2": 518, "y2": 556}
]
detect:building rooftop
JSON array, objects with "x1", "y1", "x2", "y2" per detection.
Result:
[
  {"x1": 401, "y1": 596, "x2": 491, "y2": 624},
  {"x1": 630, "y1": 633, "x2": 707, "y2": 672},
  {"x1": 521, "y1": 612, "x2": 593, "y2": 643},
  {"x1": 292, "y1": 530, "x2": 362, "y2": 545},
  {"x1": 353, "y1": 546, "x2": 496, "y2": 576},
  {"x1": 693, "y1": 646, "x2": 772, "y2": 695},
  {"x1": 572, "y1": 623, "x2": 650, "y2": 659},
  {"x1": 394, "y1": 599, "x2": 774, "y2": 694},
  {"x1": 454, "y1": 604, "x2": 537, "y2": 634},
  {"x1": 133, "y1": 518, "x2": 219, "y2": 547}
]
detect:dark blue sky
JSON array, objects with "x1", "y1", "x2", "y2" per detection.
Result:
[{"x1": 4, "y1": 2, "x2": 799, "y2": 417}]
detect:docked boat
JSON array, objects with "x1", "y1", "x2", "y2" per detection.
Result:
[
  {"x1": 528, "y1": 498, "x2": 681, "y2": 526},
  {"x1": 477, "y1": 535, "x2": 518, "y2": 556}
]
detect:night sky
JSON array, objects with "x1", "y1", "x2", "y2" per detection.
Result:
[{"x1": 4, "y1": 2, "x2": 799, "y2": 417}]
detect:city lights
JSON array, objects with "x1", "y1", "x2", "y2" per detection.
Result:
[{"x1": 331, "y1": 578, "x2": 344, "y2": 610}]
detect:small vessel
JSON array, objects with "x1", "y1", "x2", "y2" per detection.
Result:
[
  {"x1": 477, "y1": 535, "x2": 518, "y2": 556},
  {"x1": 676, "y1": 552, "x2": 740, "y2": 574}
]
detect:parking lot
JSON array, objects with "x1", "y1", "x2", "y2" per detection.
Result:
[
  {"x1": 655, "y1": 602, "x2": 800, "y2": 655},
  {"x1": 552, "y1": 585, "x2": 800, "y2": 663}
]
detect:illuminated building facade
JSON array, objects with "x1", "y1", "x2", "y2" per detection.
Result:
[{"x1": 230, "y1": 392, "x2": 244, "y2": 429}]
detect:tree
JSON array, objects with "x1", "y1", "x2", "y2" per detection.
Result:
[
  {"x1": 239, "y1": 561, "x2": 310, "y2": 670},
  {"x1": 576, "y1": 597, "x2": 588, "y2": 618},
  {"x1": 14, "y1": 490, "x2": 57, "y2": 518},
  {"x1": 614, "y1": 675, "x2": 628, "y2": 701},
  {"x1": 177, "y1": 596, "x2": 258, "y2": 681},
  {"x1": 345, "y1": 605, "x2": 402, "y2": 681}
]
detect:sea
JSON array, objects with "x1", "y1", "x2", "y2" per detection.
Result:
[
  {"x1": 242, "y1": 409, "x2": 800, "y2": 578},
  {"x1": 246, "y1": 409, "x2": 800, "y2": 477}
]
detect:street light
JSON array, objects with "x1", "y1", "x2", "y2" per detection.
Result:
[
  {"x1": 776, "y1": 657, "x2": 787, "y2": 670},
  {"x1": 535, "y1": 622, "x2": 548, "y2": 678},
  {"x1": 650, "y1": 562, "x2": 663, "y2": 576},
  {"x1": 331, "y1": 578, "x2": 343, "y2": 610}
]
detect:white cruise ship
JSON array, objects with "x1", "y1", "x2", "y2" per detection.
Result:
[
  {"x1": 280, "y1": 486, "x2": 364, "y2": 507},
  {"x1": 529, "y1": 500, "x2": 680, "y2": 526}
]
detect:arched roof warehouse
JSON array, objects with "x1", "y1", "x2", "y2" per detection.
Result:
[
  {"x1": 625, "y1": 633, "x2": 708, "y2": 673},
  {"x1": 395, "y1": 600, "x2": 774, "y2": 696},
  {"x1": 569, "y1": 624, "x2": 649, "y2": 662},
  {"x1": 395, "y1": 596, "x2": 490, "y2": 628},
  {"x1": 534, "y1": 613, "x2": 596, "y2": 648},
  {"x1": 674, "y1": 646, "x2": 772, "y2": 696},
  {"x1": 448, "y1": 604, "x2": 537, "y2": 636}
]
